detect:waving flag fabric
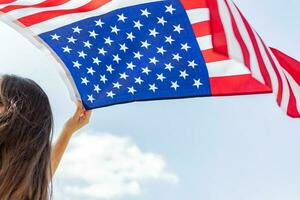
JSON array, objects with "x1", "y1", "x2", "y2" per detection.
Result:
[{"x1": 0, "y1": 0, "x2": 299, "y2": 117}]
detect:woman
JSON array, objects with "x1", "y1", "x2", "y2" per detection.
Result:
[{"x1": 0, "y1": 74, "x2": 92, "y2": 200}]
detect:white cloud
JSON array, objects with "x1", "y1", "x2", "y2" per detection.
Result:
[{"x1": 54, "y1": 131, "x2": 179, "y2": 199}]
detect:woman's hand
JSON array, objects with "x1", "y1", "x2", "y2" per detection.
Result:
[{"x1": 63, "y1": 101, "x2": 92, "y2": 135}]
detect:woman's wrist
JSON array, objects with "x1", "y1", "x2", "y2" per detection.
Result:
[{"x1": 62, "y1": 125, "x2": 76, "y2": 137}]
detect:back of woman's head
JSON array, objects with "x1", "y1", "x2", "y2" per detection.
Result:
[{"x1": 0, "y1": 74, "x2": 53, "y2": 200}]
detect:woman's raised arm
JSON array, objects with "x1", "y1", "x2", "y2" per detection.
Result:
[{"x1": 51, "y1": 101, "x2": 92, "y2": 177}]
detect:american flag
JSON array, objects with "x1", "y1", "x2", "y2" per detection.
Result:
[{"x1": 0, "y1": 0, "x2": 299, "y2": 117}]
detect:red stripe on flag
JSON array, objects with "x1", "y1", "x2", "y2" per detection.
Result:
[
  {"x1": 180, "y1": 0, "x2": 208, "y2": 10},
  {"x1": 210, "y1": 74, "x2": 272, "y2": 96},
  {"x1": 224, "y1": 0, "x2": 250, "y2": 70},
  {"x1": 286, "y1": 79, "x2": 300, "y2": 117},
  {"x1": 271, "y1": 48, "x2": 300, "y2": 86},
  {"x1": 18, "y1": 0, "x2": 111, "y2": 27},
  {"x1": 0, "y1": 0, "x2": 16, "y2": 4},
  {"x1": 1, "y1": 0, "x2": 71, "y2": 13},
  {"x1": 262, "y1": 42, "x2": 283, "y2": 104},
  {"x1": 235, "y1": 5, "x2": 272, "y2": 89},
  {"x1": 202, "y1": 49, "x2": 229, "y2": 63},
  {"x1": 192, "y1": 21, "x2": 211, "y2": 38},
  {"x1": 207, "y1": 0, "x2": 229, "y2": 56}
]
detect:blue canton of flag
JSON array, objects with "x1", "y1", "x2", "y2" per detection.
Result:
[{"x1": 40, "y1": 0, "x2": 211, "y2": 109}]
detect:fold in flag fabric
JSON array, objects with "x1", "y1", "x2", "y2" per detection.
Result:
[{"x1": 0, "y1": 0, "x2": 299, "y2": 117}]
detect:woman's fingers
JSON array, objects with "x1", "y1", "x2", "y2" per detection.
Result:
[
  {"x1": 74, "y1": 100, "x2": 85, "y2": 118},
  {"x1": 74, "y1": 100, "x2": 92, "y2": 123},
  {"x1": 80, "y1": 110, "x2": 92, "y2": 123}
]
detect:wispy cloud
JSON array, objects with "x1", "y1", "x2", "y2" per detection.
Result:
[{"x1": 54, "y1": 131, "x2": 179, "y2": 199}]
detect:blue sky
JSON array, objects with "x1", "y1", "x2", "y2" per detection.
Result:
[{"x1": 0, "y1": 0, "x2": 300, "y2": 199}]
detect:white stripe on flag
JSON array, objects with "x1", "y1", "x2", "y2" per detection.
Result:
[
  {"x1": 197, "y1": 35, "x2": 213, "y2": 51},
  {"x1": 207, "y1": 59, "x2": 251, "y2": 77},
  {"x1": 27, "y1": 0, "x2": 163, "y2": 35},
  {"x1": 186, "y1": 8, "x2": 210, "y2": 24},
  {"x1": 226, "y1": 0, "x2": 265, "y2": 84},
  {"x1": 0, "y1": 1, "x2": 15, "y2": 8},
  {"x1": 253, "y1": 30, "x2": 279, "y2": 97},
  {"x1": 217, "y1": 0, "x2": 244, "y2": 65},
  {"x1": 10, "y1": 0, "x2": 91, "y2": 19},
  {"x1": 0, "y1": 0, "x2": 44, "y2": 9}
]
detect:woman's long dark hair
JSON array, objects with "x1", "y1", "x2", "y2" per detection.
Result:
[{"x1": 0, "y1": 74, "x2": 53, "y2": 200}]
